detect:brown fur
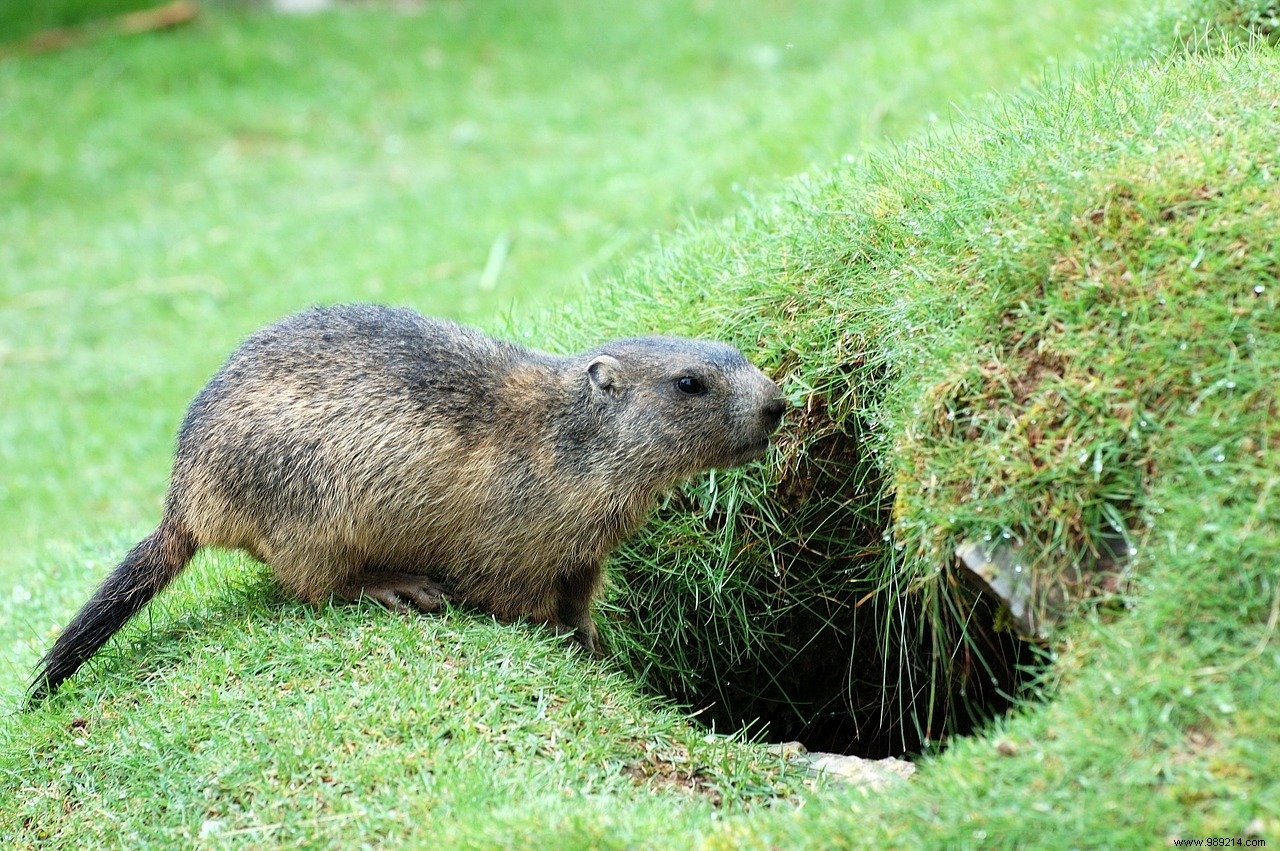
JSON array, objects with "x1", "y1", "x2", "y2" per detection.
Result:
[{"x1": 29, "y1": 304, "x2": 786, "y2": 701}]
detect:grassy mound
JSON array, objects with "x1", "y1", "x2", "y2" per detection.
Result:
[
  {"x1": 2, "y1": 547, "x2": 808, "y2": 845},
  {"x1": 551, "y1": 0, "x2": 1280, "y2": 763}
]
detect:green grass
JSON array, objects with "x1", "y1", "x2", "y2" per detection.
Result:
[{"x1": 4, "y1": 0, "x2": 1278, "y2": 847}]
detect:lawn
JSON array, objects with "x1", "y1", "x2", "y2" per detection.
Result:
[{"x1": 3, "y1": 0, "x2": 1276, "y2": 847}]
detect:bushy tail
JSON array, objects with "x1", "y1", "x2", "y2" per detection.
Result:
[{"x1": 27, "y1": 516, "x2": 198, "y2": 705}]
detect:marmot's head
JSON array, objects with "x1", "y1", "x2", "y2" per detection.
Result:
[{"x1": 579, "y1": 337, "x2": 786, "y2": 482}]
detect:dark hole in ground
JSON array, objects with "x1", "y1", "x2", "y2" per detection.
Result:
[
  {"x1": 616, "y1": 404, "x2": 1044, "y2": 760},
  {"x1": 685, "y1": 581, "x2": 1041, "y2": 759}
]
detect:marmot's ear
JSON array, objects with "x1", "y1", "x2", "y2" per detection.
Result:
[{"x1": 587, "y1": 355, "x2": 622, "y2": 398}]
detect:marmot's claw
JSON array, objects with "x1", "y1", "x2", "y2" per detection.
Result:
[{"x1": 351, "y1": 572, "x2": 450, "y2": 614}]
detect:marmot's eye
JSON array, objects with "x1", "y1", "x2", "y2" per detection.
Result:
[{"x1": 675, "y1": 376, "x2": 706, "y2": 395}]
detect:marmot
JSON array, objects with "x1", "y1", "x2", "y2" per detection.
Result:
[{"x1": 30, "y1": 304, "x2": 786, "y2": 701}]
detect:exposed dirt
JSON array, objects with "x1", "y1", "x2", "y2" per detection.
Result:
[{"x1": 621, "y1": 740, "x2": 724, "y2": 806}]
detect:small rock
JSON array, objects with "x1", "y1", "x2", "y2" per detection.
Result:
[
  {"x1": 956, "y1": 532, "x2": 1131, "y2": 641},
  {"x1": 956, "y1": 539, "x2": 1040, "y2": 637},
  {"x1": 804, "y1": 752, "x2": 915, "y2": 790},
  {"x1": 765, "y1": 740, "x2": 807, "y2": 759},
  {"x1": 761, "y1": 742, "x2": 914, "y2": 790}
]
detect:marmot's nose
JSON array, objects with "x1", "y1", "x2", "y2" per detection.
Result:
[{"x1": 761, "y1": 397, "x2": 787, "y2": 430}]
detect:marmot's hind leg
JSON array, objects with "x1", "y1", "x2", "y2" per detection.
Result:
[{"x1": 338, "y1": 571, "x2": 452, "y2": 614}]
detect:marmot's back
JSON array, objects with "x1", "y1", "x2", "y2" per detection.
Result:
[{"x1": 180, "y1": 305, "x2": 535, "y2": 441}]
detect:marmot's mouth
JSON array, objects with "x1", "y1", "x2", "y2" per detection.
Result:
[{"x1": 729, "y1": 438, "x2": 771, "y2": 465}]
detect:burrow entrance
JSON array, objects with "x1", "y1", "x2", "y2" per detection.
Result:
[
  {"x1": 683, "y1": 581, "x2": 1041, "y2": 759},
  {"x1": 613, "y1": 408, "x2": 1044, "y2": 760}
]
